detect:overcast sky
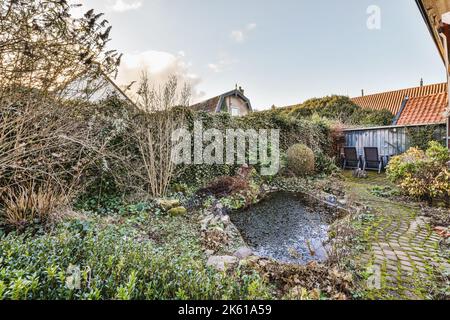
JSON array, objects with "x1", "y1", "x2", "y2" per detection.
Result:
[{"x1": 75, "y1": 0, "x2": 446, "y2": 110}]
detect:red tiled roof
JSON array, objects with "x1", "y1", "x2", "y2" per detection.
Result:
[
  {"x1": 351, "y1": 83, "x2": 447, "y2": 115},
  {"x1": 190, "y1": 96, "x2": 221, "y2": 112},
  {"x1": 396, "y1": 92, "x2": 448, "y2": 125}
]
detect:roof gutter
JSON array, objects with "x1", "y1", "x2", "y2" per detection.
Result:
[
  {"x1": 415, "y1": 0, "x2": 446, "y2": 64},
  {"x1": 439, "y1": 31, "x2": 450, "y2": 148}
]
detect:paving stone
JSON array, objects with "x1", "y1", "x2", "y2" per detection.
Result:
[{"x1": 347, "y1": 176, "x2": 448, "y2": 300}]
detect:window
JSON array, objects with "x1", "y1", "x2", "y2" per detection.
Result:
[{"x1": 231, "y1": 106, "x2": 240, "y2": 117}]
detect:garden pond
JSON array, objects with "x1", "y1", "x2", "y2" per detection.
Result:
[{"x1": 230, "y1": 192, "x2": 344, "y2": 264}]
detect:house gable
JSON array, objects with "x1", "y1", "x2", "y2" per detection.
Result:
[{"x1": 190, "y1": 89, "x2": 252, "y2": 115}]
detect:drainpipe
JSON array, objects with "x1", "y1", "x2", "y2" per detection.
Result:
[{"x1": 439, "y1": 31, "x2": 450, "y2": 149}]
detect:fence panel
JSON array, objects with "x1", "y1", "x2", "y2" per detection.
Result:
[
  {"x1": 344, "y1": 126, "x2": 408, "y2": 157},
  {"x1": 344, "y1": 124, "x2": 447, "y2": 157}
]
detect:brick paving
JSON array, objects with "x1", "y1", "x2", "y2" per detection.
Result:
[{"x1": 344, "y1": 173, "x2": 450, "y2": 300}]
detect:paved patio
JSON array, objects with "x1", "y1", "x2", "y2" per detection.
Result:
[{"x1": 344, "y1": 172, "x2": 449, "y2": 299}]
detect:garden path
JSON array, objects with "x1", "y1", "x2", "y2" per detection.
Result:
[{"x1": 343, "y1": 172, "x2": 449, "y2": 300}]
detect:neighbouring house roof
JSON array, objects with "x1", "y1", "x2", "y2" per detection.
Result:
[
  {"x1": 396, "y1": 92, "x2": 448, "y2": 126},
  {"x1": 190, "y1": 89, "x2": 252, "y2": 113},
  {"x1": 416, "y1": 0, "x2": 450, "y2": 68},
  {"x1": 351, "y1": 82, "x2": 447, "y2": 115},
  {"x1": 190, "y1": 95, "x2": 222, "y2": 112}
]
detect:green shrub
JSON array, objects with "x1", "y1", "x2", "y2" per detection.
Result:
[
  {"x1": 386, "y1": 147, "x2": 426, "y2": 182},
  {"x1": 285, "y1": 95, "x2": 394, "y2": 126},
  {"x1": 387, "y1": 142, "x2": 450, "y2": 203},
  {"x1": 286, "y1": 144, "x2": 315, "y2": 176},
  {"x1": 426, "y1": 141, "x2": 450, "y2": 164},
  {"x1": 0, "y1": 214, "x2": 272, "y2": 300},
  {"x1": 314, "y1": 150, "x2": 339, "y2": 175}
]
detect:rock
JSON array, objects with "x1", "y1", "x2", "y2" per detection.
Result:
[
  {"x1": 434, "y1": 226, "x2": 450, "y2": 238},
  {"x1": 200, "y1": 215, "x2": 214, "y2": 231},
  {"x1": 209, "y1": 215, "x2": 222, "y2": 226},
  {"x1": 212, "y1": 202, "x2": 225, "y2": 216},
  {"x1": 168, "y1": 206, "x2": 187, "y2": 217},
  {"x1": 206, "y1": 256, "x2": 238, "y2": 272},
  {"x1": 326, "y1": 195, "x2": 337, "y2": 204},
  {"x1": 258, "y1": 259, "x2": 268, "y2": 267},
  {"x1": 352, "y1": 169, "x2": 368, "y2": 179},
  {"x1": 211, "y1": 226, "x2": 224, "y2": 233},
  {"x1": 158, "y1": 199, "x2": 180, "y2": 211},
  {"x1": 234, "y1": 247, "x2": 253, "y2": 260},
  {"x1": 220, "y1": 215, "x2": 231, "y2": 226},
  {"x1": 246, "y1": 255, "x2": 260, "y2": 263}
]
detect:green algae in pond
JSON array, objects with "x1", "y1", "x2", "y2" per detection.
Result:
[{"x1": 230, "y1": 192, "x2": 337, "y2": 264}]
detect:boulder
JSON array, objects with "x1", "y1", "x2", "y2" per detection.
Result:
[
  {"x1": 206, "y1": 256, "x2": 238, "y2": 272},
  {"x1": 233, "y1": 247, "x2": 253, "y2": 260},
  {"x1": 220, "y1": 215, "x2": 231, "y2": 226},
  {"x1": 158, "y1": 199, "x2": 180, "y2": 211},
  {"x1": 168, "y1": 206, "x2": 187, "y2": 217},
  {"x1": 337, "y1": 198, "x2": 347, "y2": 206}
]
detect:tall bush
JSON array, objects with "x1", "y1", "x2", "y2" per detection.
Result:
[
  {"x1": 286, "y1": 95, "x2": 394, "y2": 126},
  {"x1": 387, "y1": 141, "x2": 450, "y2": 204}
]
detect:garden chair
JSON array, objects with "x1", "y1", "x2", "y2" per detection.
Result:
[
  {"x1": 342, "y1": 147, "x2": 361, "y2": 170},
  {"x1": 363, "y1": 147, "x2": 383, "y2": 174}
]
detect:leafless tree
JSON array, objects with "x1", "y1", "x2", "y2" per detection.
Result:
[
  {"x1": 128, "y1": 72, "x2": 190, "y2": 198},
  {"x1": 0, "y1": 0, "x2": 121, "y2": 98},
  {"x1": 0, "y1": 0, "x2": 123, "y2": 225}
]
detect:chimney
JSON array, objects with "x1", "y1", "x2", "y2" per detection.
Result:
[
  {"x1": 361, "y1": 89, "x2": 364, "y2": 97},
  {"x1": 420, "y1": 78, "x2": 424, "y2": 87},
  {"x1": 238, "y1": 86, "x2": 244, "y2": 95}
]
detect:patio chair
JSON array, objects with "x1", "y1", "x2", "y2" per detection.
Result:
[
  {"x1": 363, "y1": 147, "x2": 383, "y2": 174},
  {"x1": 342, "y1": 147, "x2": 361, "y2": 170}
]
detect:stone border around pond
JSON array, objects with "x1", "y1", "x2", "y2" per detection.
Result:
[{"x1": 199, "y1": 185, "x2": 352, "y2": 272}]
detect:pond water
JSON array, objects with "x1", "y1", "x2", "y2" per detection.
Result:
[{"x1": 230, "y1": 192, "x2": 337, "y2": 264}]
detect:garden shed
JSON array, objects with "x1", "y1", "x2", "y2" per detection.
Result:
[{"x1": 344, "y1": 124, "x2": 447, "y2": 158}]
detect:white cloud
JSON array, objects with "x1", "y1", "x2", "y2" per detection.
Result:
[
  {"x1": 68, "y1": 0, "x2": 86, "y2": 18},
  {"x1": 117, "y1": 50, "x2": 204, "y2": 102},
  {"x1": 207, "y1": 53, "x2": 238, "y2": 73},
  {"x1": 230, "y1": 30, "x2": 245, "y2": 43},
  {"x1": 110, "y1": 0, "x2": 142, "y2": 12},
  {"x1": 230, "y1": 22, "x2": 257, "y2": 43},
  {"x1": 207, "y1": 63, "x2": 221, "y2": 73},
  {"x1": 246, "y1": 23, "x2": 257, "y2": 30}
]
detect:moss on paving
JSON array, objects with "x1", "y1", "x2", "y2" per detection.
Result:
[{"x1": 343, "y1": 171, "x2": 448, "y2": 300}]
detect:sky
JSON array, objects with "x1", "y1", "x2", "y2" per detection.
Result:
[{"x1": 74, "y1": 0, "x2": 447, "y2": 110}]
